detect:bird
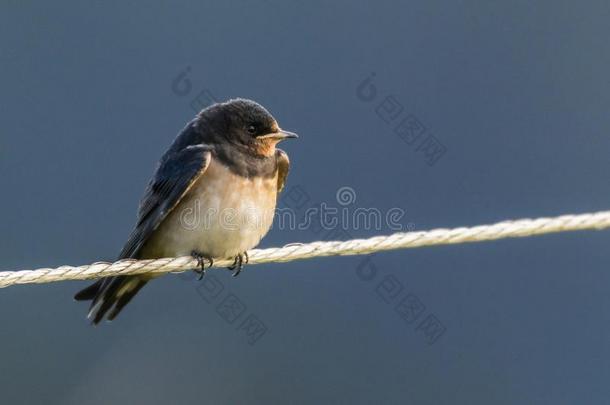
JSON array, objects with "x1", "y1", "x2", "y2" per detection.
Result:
[{"x1": 74, "y1": 98, "x2": 298, "y2": 324}]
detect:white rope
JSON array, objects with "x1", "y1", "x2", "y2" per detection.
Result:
[{"x1": 1, "y1": 209, "x2": 610, "y2": 288}]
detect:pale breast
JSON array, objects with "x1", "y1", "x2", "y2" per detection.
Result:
[{"x1": 140, "y1": 157, "x2": 279, "y2": 259}]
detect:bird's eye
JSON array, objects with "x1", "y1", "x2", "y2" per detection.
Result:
[{"x1": 247, "y1": 124, "x2": 257, "y2": 135}]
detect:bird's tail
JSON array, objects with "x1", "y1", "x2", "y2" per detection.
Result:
[{"x1": 74, "y1": 276, "x2": 149, "y2": 325}]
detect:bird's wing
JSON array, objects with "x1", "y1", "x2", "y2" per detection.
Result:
[
  {"x1": 276, "y1": 148, "x2": 290, "y2": 193},
  {"x1": 119, "y1": 143, "x2": 212, "y2": 259}
]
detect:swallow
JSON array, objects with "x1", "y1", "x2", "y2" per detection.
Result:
[{"x1": 74, "y1": 98, "x2": 297, "y2": 324}]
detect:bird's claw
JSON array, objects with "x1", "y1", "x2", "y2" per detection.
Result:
[
  {"x1": 191, "y1": 250, "x2": 213, "y2": 280},
  {"x1": 228, "y1": 252, "x2": 248, "y2": 277}
]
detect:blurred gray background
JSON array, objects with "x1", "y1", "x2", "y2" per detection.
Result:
[{"x1": 1, "y1": 1, "x2": 610, "y2": 404}]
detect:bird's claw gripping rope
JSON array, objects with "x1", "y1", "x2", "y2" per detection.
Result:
[
  {"x1": 191, "y1": 251, "x2": 214, "y2": 280},
  {"x1": 228, "y1": 252, "x2": 249, "y2": 277}
]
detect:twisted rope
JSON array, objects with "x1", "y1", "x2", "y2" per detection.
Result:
[{"x1": 1, "y1": 209, "x2": 610, "y2": 288}]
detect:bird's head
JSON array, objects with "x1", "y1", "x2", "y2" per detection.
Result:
[{"x1": 200, "y1": 98, "x2": 298, "y2": 156}]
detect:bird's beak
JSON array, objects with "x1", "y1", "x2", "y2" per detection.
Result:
[{"x1": 257, "y1": 129, "x2": 299, "y2": 140}]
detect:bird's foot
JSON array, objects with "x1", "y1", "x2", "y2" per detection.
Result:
[
  {"x1": 191, "y1": 250, "x2": 214, "y2": 280},
  {"x1": 228, "y1": 252, "x2": 249, "y2": 277}
]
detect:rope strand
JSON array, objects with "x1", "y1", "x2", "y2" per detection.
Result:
[{"x1": 2, "y1": 209, "x2": 610, "y2": 288}]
